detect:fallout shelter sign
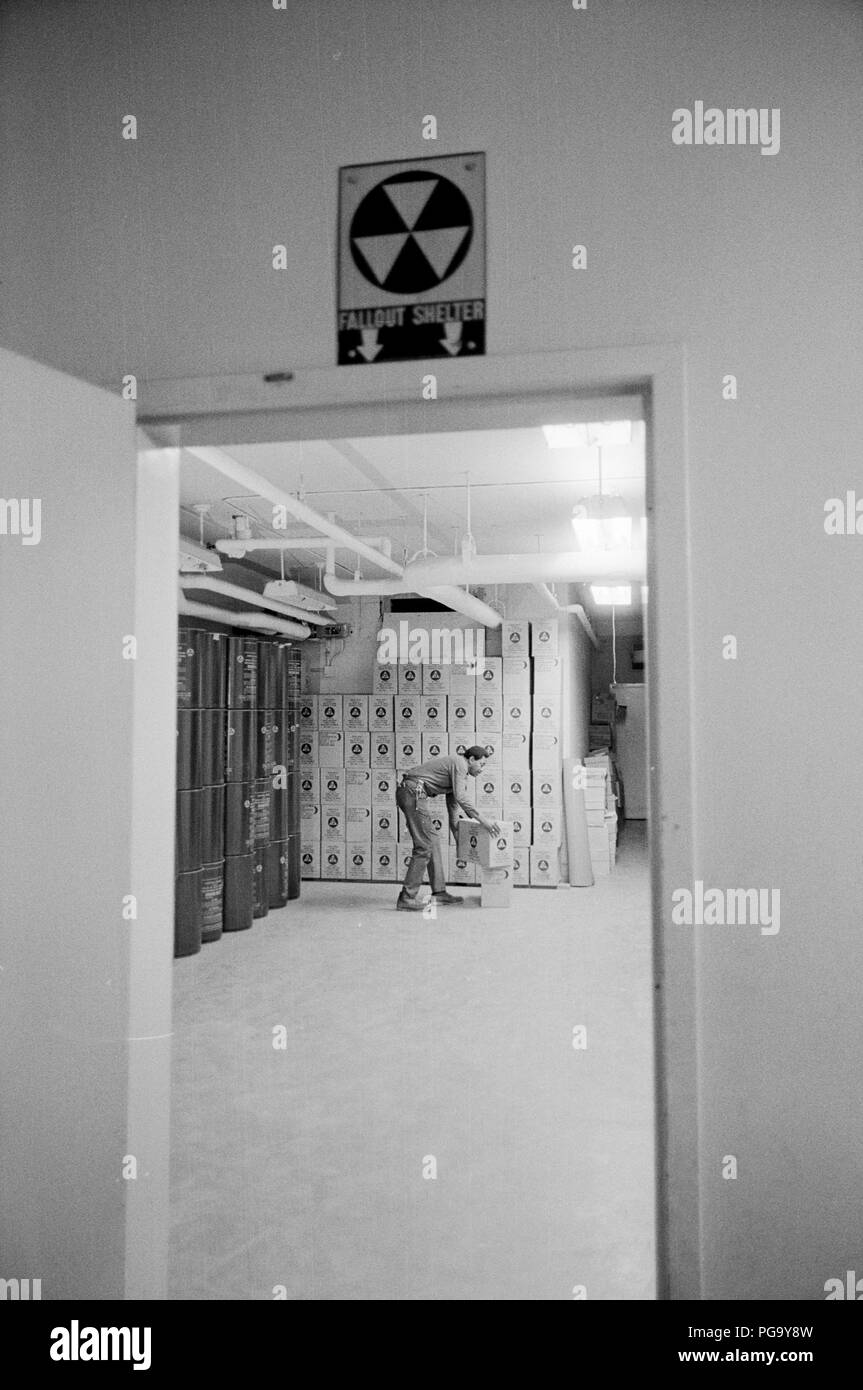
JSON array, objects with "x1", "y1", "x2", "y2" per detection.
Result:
[{"x1": 337, "y1": 152, "x2": 485, "y2": 365}]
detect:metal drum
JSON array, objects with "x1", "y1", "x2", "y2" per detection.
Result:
[
  {"x1": 199, "y1": 783, "x2": 225, "y2": 863},
  {"x1": 270, "y1": 786, "x2": 289, "y2": 842},
  {"x1": 199, "y1": 709, "x2": 226, "y2": 786},
  {"x1": 175, "y1": 870, "x2": 203, "y2": 957},
  {"x1": 266, "y1": 840, "x2": 289, "y2": 909},
  {"x1": 286, "y1": 832, "x2": 301, "y2": 900},
  {"x1": 225, "y1": 781, "x2": 254, "y2": 856},
  {"x1": 257, "y1": 641, "x2": 277, "y2": 710},
  {"x1": 197, "y1": 630, "x2": 227, "y2": 708},
  {"x1": 176, "y1": 710, "x2": 202, "y2": 790},
  {"x1": 256, "y1": 712, "x2": 277, "y2": 780},
  {"x1": 225, "y1": 709, "x2": 256, "y2": 783},
  {"x1": 224, "y1": 854, "x2": 254, "y2": 932},
  {"x1": 226, "y1": 636, "x2": 258, "y2": 708},
  {"x1": 177, "y1": 628, "x2": 199, "y2": 708},
  {"x1": 270, "y1": 712, "x2": 291, "y2": 774},
  {"x1": 251, "y1": 778, "x2": 271, "y2": 847},
  {"x1": 176, "y1": 789, "x2": 202, "y2": 873},
  {"x1": 252, "y1": 849, "x2": 269, "y2": 919},
  {"x1": 286, "y1": 769, "x2": 300, "y2": 834},
  {"x1": 200, "y1": 861, "x2": 224, "y2": 943}
]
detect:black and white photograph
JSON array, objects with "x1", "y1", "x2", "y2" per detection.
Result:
[{"x1": 1, "y1": 0, "x2": 862, "y2": 1347}]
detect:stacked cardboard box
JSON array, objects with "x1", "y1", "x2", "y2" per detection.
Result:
[{"x1": 583, "y1": 749, "x2": 618, "y2": 876}]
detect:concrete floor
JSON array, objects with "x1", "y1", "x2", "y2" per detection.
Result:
[{"x1": 169, "y1": 822, "x2": 654, "y2": 1300}]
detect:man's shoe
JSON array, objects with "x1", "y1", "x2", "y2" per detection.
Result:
[
  {"x1": 396, "y1": 893, "x2": 427, "y2": 912},
  {"x1": 431, "y1": 890, "x2": 464, "y2": 905}
]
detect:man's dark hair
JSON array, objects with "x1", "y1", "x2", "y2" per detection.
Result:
[{"x1": 463, "y1": 744, "x2": 489, "y2": 761}]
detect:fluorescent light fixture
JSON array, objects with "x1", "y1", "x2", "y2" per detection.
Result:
[
  {"x1": 571, "y1": 495, "x2": 633, "y2": 549},
  {"x1": 261, "y1": 578, "x2": 337, "y2": 611},
  {"x1": 543, "y1": 420, "x2": 634, "y2": 449},
  {"x1": 178, "y1": 539, "x2": 223, "y2": 573},
  {"x1": 590, "y1": 585, "x2": 632, "y2": 606}
]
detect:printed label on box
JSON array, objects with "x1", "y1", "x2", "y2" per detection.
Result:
[
  {"x1": 372, "y1": 843, "x2": 398, "y2": 880},
  {"x1": 422, "y1": 664, "x2": 451, "y2": 693},
  {"x1": 394, "y1": 696, "x2": 420, "y2": 731},
  {"x1": 318, "y1": 731, "x2": 345, "y2": 767},
  {"x1": 372, "y1": 662, "x2": 397, "y2": 693},
  {"x1": 449, "y1": 732, "x2": 477, "y2": 759},
  {"x1": 478, "y1": 734, "x2": 502, "y2": 767},
  {"x1": 420, "y1": 696, "x2": 446, "y2": 731},
  {"x1": 476, "y1": 658, "x2": 502, "y2": 692},
  {"x1": 372, "y1": 772, "x2": 397, "y2": 804},
  {"x1": 503, "y1": 772, "x2": 530, "y2": 804},
  {"x1": 502, "y1": 621, "x2": 529, "y2": 652},
  {"x1": 343, "y1": 696, "x2": 368, "y2": 731},
  {"x1": 299, "y1": 734, "x2": 319, "y2": 766},
  {"x1": 533, "y1": 771, "x2": 561, "y2": 804},
  {"x1": 512, "y1": 854, "x2": 529, "y2": 885},
  {"x1": 449, "y1": 663, "x2": 477, "y2": 694},
  {"x1": 344, "y1": 733, "x2": 370, "y2": 768},
  {"x1": 299, "y1": 770, "x2": 319, "y2": 803},
  {"x1": 530, "y1": 619, "x2": 559, "y2": 656},
  {"x1": 346, "y1": 842, "x2": 372, "y2": 878},
  {"x1": 300, "y1": 802, "x2": 320, "y2": 828},
  {"x1": 397, "y1": 663, "x2": 423, "y2": 692},
  {"x1": 369, "y1": 696, "x2": 394, "y2": 731},
  {"x1": 476, "y1": 773, "x2": 502, "y2": 809},
  {"x1": 321, "y1": 769, "x2": 346, "y2": 803},
  {"x1": 300, "y1": 844, "x2": 320, "y2": 878},
  {"x1": 502, "y1": 657, "x2": 531, "y2": 690},
  {"x1": 532, "y1": 656, "x2": 561, "y2": 693},
  {"x1": 345, "y1": 769, "x2": 372, "y2": 805},
  {"x1": 475, "y1": 694, "x2": 502, "y2": 731},
  {"x1": 317, "y1": 695, "x2": 343, "y2": 730},
  {"x1": 533, "y1": 696, "x2": 561, "y2": 729},
  {"x1": 321, "y1": 845, "x2": 344, "y2": 878},
  {"x1": 345, "y1": 805, "x2": 372, "y2": 838},
  {"x1": 371, "y1": 736, "x2": 396, "y2": 768},
  {"x1": 321, "y1": 809, "x2": 345, "y2": 841},
  {"x1": 396, "y1": 736, "x2": 420, "y2": 768},
  {"x1": 299, "y1": 697, "x2": 317, "y2": 730},
  {"x1": 448, "y1": 696, "x2": 473, "y2": 729},
  {"x1": 501, "y1": 731, "x2": 530, "y2": 768},
  {"x1": 504, "y1": 808, "x2": 531, "y2": 845},
  {"x1": 421, "y1": 734, "x2": 447, "y2": 762},
  {"x1": 373, "y1": 809, "x2": 398, "y2": 841},
  {"x1": 533, "y1": 810, "x2": 562, "y2": 846},
  {"x1": 531, "y1": 732, "x2": 560, "y2": 770},
  {"x1": 529, "y1": 847, "x2": 560, "y2": 886}
]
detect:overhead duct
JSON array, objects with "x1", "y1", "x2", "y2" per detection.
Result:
[
  {"x1": 216, "y1": 535, "x2": 392, "y2": 561},
  {"x1": 187, "y1": 446, "x2": 502, "y2": 628},
  {"x1": 322, "y1": 573, "x2": 503, "y2": 627},
  {"x1": 178, "y1": 595, "x2": 311, "y2": 639},
  {"x1": 179, "y1": 575, "x2": 331, "y2": 625},
  {"x1": 402, "y1": 550, "x2": 647, "y2": 588},
  {"x1": 533, "y1": 583, "x2": 599, "y2": 648}
]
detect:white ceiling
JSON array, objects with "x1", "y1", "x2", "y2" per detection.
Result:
[{"x1": 178, "y1": 423, "x2": 646, "y2": 632}]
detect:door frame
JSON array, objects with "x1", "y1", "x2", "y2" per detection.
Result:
[{"x1": 135, "y1": 343, "x2": 699, "y2": 1300}]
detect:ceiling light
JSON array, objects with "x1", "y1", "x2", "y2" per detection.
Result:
[
  {"x1": 590, "y1": 585, "x2": 632, "y2": 606},
  {"x1": 178, "y1": 539, "x2": 223, "y2": 573},
  {"x1": 571, "y1": 495, "x2": 633, "y2": 549},
  {"x1": 543, "y1": 420, "x2": 634, "y2": 449},
  {"x1": 261, "y1": 578, "x2": 337, "y2": 611}
]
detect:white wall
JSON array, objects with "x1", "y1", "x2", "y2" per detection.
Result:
[
  {"x1": 0, "y1": 350, "x2": 137, "y2": 1298},
  {"x1": 2, "y1": 0, "x2": 862, "y2": 1300}
]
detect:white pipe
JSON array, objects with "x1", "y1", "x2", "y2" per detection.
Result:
[
  {"x1": 533, "y1": 583, "x2": 599, "y2": 647},
  {"x1": 322, "y1": 574, "x2": 503, "y2": 629},
  {"x1": 215, "y1": 535, "x2": 392, "y2": 558},
  {"x1": 186, "y1": 447, "x2": 402, "y2": 576},
  {"x1": 179, "y1": 575, "x2": 330, "y2": 625},
  {"x1": 403, "y1": 550, "x2": 647, "y2": 587},
  {"x1": 178, "y1": 596, "x2": 311, "y2": 639}
]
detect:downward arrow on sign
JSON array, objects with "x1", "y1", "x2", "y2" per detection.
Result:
[
  {"x1": 441, "y1": 323, "x2": 462, "y2": 355},
  {"x1": 357, "y1": 329, "x2": 383, "y2": 361}
]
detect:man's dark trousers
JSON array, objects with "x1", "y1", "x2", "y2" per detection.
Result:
[{"x1": 396, "y1": 782, "x2": 447, "y2": 899}]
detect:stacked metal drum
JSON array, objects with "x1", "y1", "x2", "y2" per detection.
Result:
[{"x1": 175, "y1": 628, "x2": 302, "y2": 958}]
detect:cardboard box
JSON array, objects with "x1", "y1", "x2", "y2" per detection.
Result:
[
  {"x1": 533, "y1": 770, "x2": 562, "y2": 806},
  {"x1": 449, "y1": 663, "x2": 477, "y2": 695},
  {"x1": 591, "y1": 691, "x2": 617, "y2": 724},
  {"x1": 532, "y1": 696, "x2": 561, "y2": 731},
  {"x1": 449, "y1": 732, "x2": 477, "y2": 759},
  {"x1": 394, "y1": 696, "x2": 420, "y2": 731},
  {"x1": 299, "y1": 733, "x2": 318, "y2": 766},
  {"x1": 369, "y1": 696, "x2": 394, "y2": 732},
  {"x1": 343, "y1": 696, "x2": 368, "y2": 732},
  {"x1": 478, "y1": 733, "x2": 502, "y2": 768},
  {"x1": 533, "y1": 810, "x2": 562, "y2": 847},
  {"x1": 422, "y1": 663, "x2": 451, "y2": 693},
  {"x1": 501, "y1": 621, "x2": 530, "y2": 654},
  {"x1": 372, "y1": 842, "x2": 398, "y2": 880},
  {"x1": 457, "y1": 818, "x2": 513, "y2": 869},
  {"x1": 447, "y1": 695, "x2": 474, "y2": 730},
  {"x1": 529, "y1": 847, "x2": 560, "y2": 887},
  {"x1": 476, "y1": 657, "x2": 502, "y2": 693},
  {"x1": 531, "y1": 732, "x2": 561, "y2": 771},
  {"x1": 532, "y1": 656, "x2": 562, "y2": 694},
  {"x1": 479, "y1": 864, "x2": 513, "y2": 907},
  {"x1": 502, "y1": 657, "x2": 531, "y2": 692},
  {"x1": 345, "y1": 842, "x2": 372, "y2": 879},
  {"x1": 397, "y1": 663, "x2": 423, "y2": 693},
  {"x1": 502, "y1": 771, "x2": 530, "y2": 805},
  {"x1": 475, "y1": 694, "x2": 502, "y2": 732},
  {"x1": 501, "y1": 731, "x2": 530, "y2": 769},
  {"x1": 589, "y1": 724, "x2": 614, "y2": 748},
  {"x1": 317, "y1": 695, "x2": 343, "y2": 730},
  {"x1": 449, "y1": 850, "x2": 477, "y2": 886},
  {"x1": 345, "y1": 805, "x2": 372, "y2": 840},
  {"x1": 371, "y1": 735, "x2": 396, "y2": 769},
  {"x1": 299, "y1": 843, "x2": 320, "y2": 879},
  {"x1": 372, "y1": 662, "x2": 397, "y2": 694},
  {"x1": 343, "y1": 733, "x2": 370, "y2": 768},
  {"x1": 530, "y1": 618, "x2": 559, "y2": 657},
  {"x1": 345, "y1": 769, "x2": 372, "y2": 806},
  {"x1": 505, "y1": 806, "x2": 531, "y2": 845},
  {"x1": 372, "y1": 808, "x2": 398, "y2": 842},
  {"x1": 476, "y1": 772, "x2": 502, "y2": 809},
  {"x1": 299, "y1": 696, "x2": 317, "y2": 730},
  {"x1": 502, "y1": 695, "x2": 530, "y2": 730},
  {"x1": 420, "y1": 696, "x2": 446, "y2": 732},
  {"x1": 422, "y1": 733, "x2": 448, "y2": 762},
  {"x1": 321, "y1": 844, "x2": 344, "y2": 879},
  {"x1": 396, "y1": 735, "x2": 421, "y2": 769},
  {"x1": 512, "y1": 852, "x2": 529, "y2": 886},
  {"x1": 320, "y1": 769, "x2": 346, "y2": 803},
  {"x1": 318, "y1": 731, "x2": 345, "y2": 767},
  {"x1": 372, "y1": 771, "x2": 397, "y2": 805},
  {"x1": 586, "y1": 807, "x2": 607, "y2": 826},
  {"x1": 299, "y1": 770, "x2": 319, "y2": 804},
  {"x1": 321, "y1": 808, "x2": 345, "y2": 842},
  {"x1": 299, "y1": 802, "x2": 321, "y2": 834}
]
